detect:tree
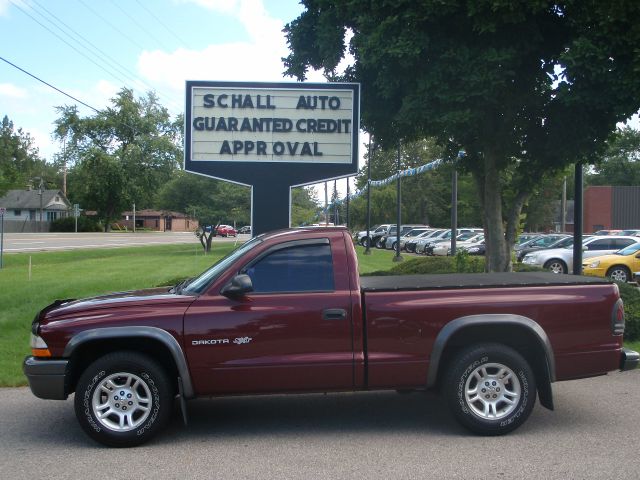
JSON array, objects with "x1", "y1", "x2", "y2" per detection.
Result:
[
  {"x1": 291, "y1": 186, "x2": 320, "y2": 226},
  {"x1": 0, "y1": 116, "x2": 57, "y2": 195},
  {"x1": 283, "y1": 1, "x2": 640, "y2": 271},
  {"x1": 54, "y1": 89, "x2": 182, "y2": 228},
  {"x1": 587, "y1": 127, "x2": 640, "y2": 186}
]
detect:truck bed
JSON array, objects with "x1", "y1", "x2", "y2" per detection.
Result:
[{"x1": 360, "y1": 272, "x2": 612, "y2": 292}]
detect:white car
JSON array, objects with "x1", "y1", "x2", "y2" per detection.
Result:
[
  {"x1": 432, "y1": 233, "x2": 485, "y2": 256},
  {"x1": 354, "y1": 224, "x2": 392, "y2": 247},
  {"x1": 522, "y1": 235, "x2": 640, "y2": 273}
]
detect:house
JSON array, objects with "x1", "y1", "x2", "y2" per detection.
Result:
[
  {"x1": 118, "y1": 209, "x2": 199, "y2": 232},
  {"x1": 0, "y1": 188, "x2": 71, "y2": 222}
]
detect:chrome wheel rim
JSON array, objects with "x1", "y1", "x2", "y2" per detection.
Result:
[
  {"x1": 547, "y1": 261, "x2": 564, "y2": 274},
  {"x1": 92, "y1": 372, "x2": 152, "y2": 432},
  {"x1": 464, "y1": 362, "x2": 521, "y2": 420},
  {"x1": 609, "y1": 269, "x2": 628, "y2": 282}
]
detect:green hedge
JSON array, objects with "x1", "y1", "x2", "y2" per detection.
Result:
[
  {"x1": 50, "y1": 216, "x2": 103, "y2": 232},
  {"x1": 617, "y1": 282, "x2": 640, "y2": 341}
]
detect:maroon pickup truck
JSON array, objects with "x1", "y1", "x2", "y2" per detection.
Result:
[{"x1": 24, "y1": 227, "x2": 639, "y2": 446}]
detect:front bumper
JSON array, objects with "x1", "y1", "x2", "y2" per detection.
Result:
[
  {"x1": 620, "y1": 348, "x2": 640, "y2": 371},
  {"x1": 23, "y1": 356, "x2": 69, "y2": 400}
]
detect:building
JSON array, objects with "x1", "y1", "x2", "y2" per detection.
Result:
[
  {"x1": 0, "y1": 188, "x2": 71, "y2": 232},
  {"x1": 584, "y1": 186, "x2": 640, "y2": 232},
  {"x1": 118, "y1": 209, "x2": 198, "y2": 232}
]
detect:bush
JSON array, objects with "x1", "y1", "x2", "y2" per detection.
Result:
[
  {"x1": 50, "y1": 216, "x2": 103, "y2": 232},
  {"x1": 617, "y1": 282, "x2": 640, "y2": 341}
]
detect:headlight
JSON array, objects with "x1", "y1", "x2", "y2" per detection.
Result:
[
  {"x1": 30, "y1": 333, "x2": 51, "y2": 357},
  {"x1": 589, "y1": 260, "x2": 600, "y2": 268},
  {"x1": 522, "y1": 254, "x2": 537, "y2": 264}
]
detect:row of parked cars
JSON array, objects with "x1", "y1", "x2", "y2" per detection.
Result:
[
  {"x1": 354, "y1": 226, "x2": 640, "y2": 282},
  {"x1": 518, "y1": 232, "x2": 640, "y2": 282},
  {"x1": 354, "y1": 224, "x2": 485, "y2": 255}
]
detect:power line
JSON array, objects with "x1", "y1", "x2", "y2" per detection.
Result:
[
  {"x1": 0, "y1": 55, "x2": 99, "y2": 112},
  {"x1": 30, "y1": 0, "x2": 157, "y2": 97},
  {"x1": 109, "y1": 0, "x2": 172, "y2": 51},
  {"x1": 133, "y1": 0, "x2": 190, "y2": 48},
  {"x1": 10, "y1": 0, "x2": 133, "y2": 88}
]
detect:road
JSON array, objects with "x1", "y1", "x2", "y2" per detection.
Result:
[
  {"x1": 0, "y1": 232, "x2": 247, "y2": 252},
  {"x1": 1, "y1": 370, "x2": 638, "y2": 479}
]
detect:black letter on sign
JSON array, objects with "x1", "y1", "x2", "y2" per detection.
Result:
[
  {"x1": 296, "y1": 95, "x2": 307, "y2": 109},
  {"x1": 257, "y1": 141, "x2": 267, "y2": 155},
  {"x1": 203, "y1": 94, "x2": 215, "y2": 108},
  {"x1": 220, "y1": 140, "x2": 232, "y2": 154},
  {"x1": 273, "y1": 142, "x2": 285, "y2": 155},
  {"x1": 328, "y1": 97, "x2": 340, "y2": 110}
]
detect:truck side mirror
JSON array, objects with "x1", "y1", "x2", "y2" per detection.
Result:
[{"x1": 221, "y1": 274, "x2": 253, "y2": 298}]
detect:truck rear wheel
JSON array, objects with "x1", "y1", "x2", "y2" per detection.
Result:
[
  {"x1": 74, "y1": 351, "x2": 173, "y2": 447},
  {"x1": 443, "y1": 343, "x2": 536, "y2": 435}
]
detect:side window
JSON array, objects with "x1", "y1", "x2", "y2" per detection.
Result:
[
  {"x1": 614, "y1": 238, "x2": 635, "y2": 249},
  {"x1": 245, "y1": 243, "x2": 334, "y2": 293},
  {"x1": 587, "y1": 239, "x2": 612, "y2": 250}
]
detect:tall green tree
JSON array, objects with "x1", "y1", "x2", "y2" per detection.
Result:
[
  {"x1": 587, "y1": 127, "x2": 640, "y2": 186},
  {"x1": 283, "y1": 1, "x2": 640, "y2": 271},
  {"x1": 54, "y1": 89, "x2": 182, "y2": 228},
  {"x1": 0, "y1": 116, "x2": 58, "y2": 195}
]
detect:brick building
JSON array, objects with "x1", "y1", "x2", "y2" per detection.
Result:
[
  {"x1": 119, "y1": 210, "x2": 198, "y2": 232},
  {"x1": 584, "y1": 186, "x2": 640, "y2": 232}
]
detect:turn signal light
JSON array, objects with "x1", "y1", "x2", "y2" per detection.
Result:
[{"x1": 31, "y1": 348, "x2": 52, "y2": 358}]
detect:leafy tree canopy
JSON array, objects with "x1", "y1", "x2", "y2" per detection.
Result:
[
  {"x1": 587, "y1": 127, "x2": 640, "y2": 186},
  {"x1": 283, "y1": 0, "x2": 640, "y2": 271},
  {"x1": 54, "y1": 89, "x2": 182, "y2": 227}
]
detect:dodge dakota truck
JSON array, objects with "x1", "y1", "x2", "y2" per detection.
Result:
[{"x1": 24, "y1": 227, "x2": 639, "y2": 447}]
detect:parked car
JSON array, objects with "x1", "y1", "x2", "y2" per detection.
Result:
[
  {"x1": 238, "y1": 226, "x2": 252, "y2": 234},
  {"x1": 355, "y1": 224, "x2": 393, "y2": 248},
  {"x1": 464, "y1": 239, "x2": 486, "y2": 255},
  {"x1": 522, "y1": 235, "x2": 640, "y2": 273},
  {"x1": 24, "y1": 227, "x2": 639, "y2": 446},
  {"x1": 582, "y1": 242, "x2": 640, "y2": 282},
  {"x1": 382, "y1": 225, "x2": 427, "y2": 250},
  {"x1": 415, "y1": 229, "x2": 451, "y2": 254},
  {"x1": 406, "y1": 229, "x2": 444, "y2": 253},
  {"x1": 515, "y1": 234, "x2": 572, "y2": 262},
  {"x1": 372, "y1": 224, "x2": 398, "y2": 248},
  {"x1": 594, "y1": 229, "x2": 623, "y2": 236},
  {"x1": 516, "y1": 233, "x2": 544, "y2": 245},
  {"x1": 617, "y1": 229, "x2": 640, "y2": 237},
  {"x1": 215, "y1": 225, "x2": 237, "y2": 237},
  {"x1": 396, "y1": 228, "x2": 432, "y2": 251},
  {"x1": 432, "y1": 233, "x2": 484, "y2": 256}
]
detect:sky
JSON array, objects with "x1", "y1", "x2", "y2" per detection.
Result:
[{"x1": 0, "y1": 0, "x2": 360, "y2": 199}]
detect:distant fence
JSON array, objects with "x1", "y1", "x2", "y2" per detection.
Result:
[{"x1": 2, "y1": 220, "x2": 51, "y2": 233}]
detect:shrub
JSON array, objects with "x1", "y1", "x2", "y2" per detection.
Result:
[
  {"x1": 50, "y1": 216, "x2": 103, "y2": 232},
  {"x1": 617, "y1": 282, "x2": 640, "y2": 341}
]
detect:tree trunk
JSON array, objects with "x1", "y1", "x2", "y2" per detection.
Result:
[
  {"x1": 482, "y1": 152, "x2": 511, "y2": 272},
  {"x1": 505, "y1": 190, "x2": 530, "y2": 255}
]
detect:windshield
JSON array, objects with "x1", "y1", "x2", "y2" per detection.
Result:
[
  {"x1": 183, "y1": 237, "x2": 263, "y2": 294},
  {"x1": 615, "y1": 243, "x2": 640, "y2": 256}
]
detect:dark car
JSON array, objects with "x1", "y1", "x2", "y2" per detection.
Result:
[{"x1": 515, "y1": 234, "x2": 571, "y2": 262}]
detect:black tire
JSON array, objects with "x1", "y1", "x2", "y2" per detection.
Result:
[
  {"x1": 361, "y1": 237, "x2": 370, "y2": 248},
  {"x1": 607, "y1": 265, "x2": 631, "y2": 283},
  {"x1": 443, "y1": 343, "x2": 536, "y2": 436},
  {"x1": 74, "y1": 351, "x2": 173, "y2": 447},
  {"x1": 375, "y1": 239, "x2": 385, "y2": 248},
  {"x1": 543, "y1": 259, "x2": 567, "y2": 274}
]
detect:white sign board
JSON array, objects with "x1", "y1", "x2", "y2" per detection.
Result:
[{"x1": 189, "y1": 84, "x2": 357, "y2": 164}]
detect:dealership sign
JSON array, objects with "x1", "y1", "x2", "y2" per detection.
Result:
[{"x1": 185, "y1": 81, "x2": 360, "y2": 234}]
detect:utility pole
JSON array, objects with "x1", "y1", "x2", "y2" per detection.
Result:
[
  {"x1": 393, "y1": 139, "x2": 403, "y2": 262},
  {"x1": 324, "y1": 182, "x2": 328, "y2": 226},
  {"x1": 573, "y1": 162, "x2": 584, "y2": 275},
  {"x1": 561, "y1": 176, "x2": 567, "y2": 232},
  {"x1": 133, "y1": 203, "x2": 136, "y2": 233},
  {"x1": 346, "y1": 178, "x2": 350, "y2": 230},
  {"x1": 451, "y1": 170, "x2": 458, "y2": 256},
  {"x1": 365, "y1": 136, "x2": 372, "y2": 255}
]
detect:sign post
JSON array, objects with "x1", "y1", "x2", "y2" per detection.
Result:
[
  {"x1": 73, "y1": 203, "x2": 79, "y2": 233},
  {"x1": 0, "y1": 207, "x2": 5, "y2": 269},
  {"x1": 185, "y1": 81, "x2": 360, "y2": 235}
]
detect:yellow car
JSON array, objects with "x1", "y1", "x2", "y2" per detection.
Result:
[{"x1": 582, "y1": 242, "x2": 640, "y2": 282}]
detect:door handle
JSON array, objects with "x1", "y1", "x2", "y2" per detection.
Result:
[{"x1": 322, "y1": 308, "x2": 347, "y2": 320}]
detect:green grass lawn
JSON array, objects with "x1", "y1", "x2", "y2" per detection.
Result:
[
  {"x1": 1, "y1": 243, "x2": 638, "y2": 386},
  {"x1": 0, "y1": 242, "x2": 237, "y2": 386}
]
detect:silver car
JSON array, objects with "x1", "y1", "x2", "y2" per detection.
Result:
[{"x1": 522, "y1": 235, "x2": 640, "y2": 273}]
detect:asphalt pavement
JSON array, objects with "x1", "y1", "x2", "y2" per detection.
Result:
[
  {"x1": 1, "y1": 369, "x2": 638, "y2": 479},
  {"x1": 1, "y1": 232, "x2": 246, "y2": 252}
]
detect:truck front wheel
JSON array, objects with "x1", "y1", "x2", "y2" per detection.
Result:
[
  {"x1": 443, "y1": 343, "x2": 536, "y2": 435},
  {"x1": 74, "y1": 351, "x2": 173, "y2": 447}
]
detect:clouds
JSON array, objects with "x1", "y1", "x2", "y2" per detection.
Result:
[
  {"x1": 0, "y1": 83, "x2": 28, "y2": 99},
  {"x1": 137, "y1": 0, "x2": 326, "y2": 105}
]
